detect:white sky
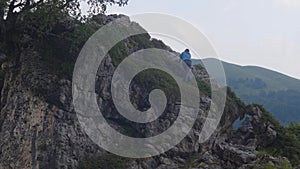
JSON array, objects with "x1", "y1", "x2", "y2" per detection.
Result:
[{"x1": 100, "y1": 0, "x2": 300, "y2": 79}]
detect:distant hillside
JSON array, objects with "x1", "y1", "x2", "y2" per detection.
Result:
[{"x1": 193, "y1": 58, "x2": 300, "y2": 125}]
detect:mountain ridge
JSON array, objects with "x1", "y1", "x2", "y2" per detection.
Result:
[{"x1": 193, "y1": 58, "x2": 300, "y2": 124}]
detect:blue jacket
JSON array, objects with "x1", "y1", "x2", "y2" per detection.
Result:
[{"x1": 180, "y1": 51, "x2": 191, "y2": 61}]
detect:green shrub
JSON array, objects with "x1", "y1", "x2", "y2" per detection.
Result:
[
  {"x1": 78, "y1": 154, "x2": 131, "y2": 169},
  {"x1": 109, "y1": 41, "x2": 128, "y2": 66},
  {"x1": 257, "y1": 108, "x2": 300, "y2": 166}
]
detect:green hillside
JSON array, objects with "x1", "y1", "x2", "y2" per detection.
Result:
[{"x1": 193, "y1": 58, "x2": 300, "y2": 125}]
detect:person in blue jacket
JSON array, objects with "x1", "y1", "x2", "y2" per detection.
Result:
[
  {"x1": 179, "y1": 49, "x2": 192, "y2": 81},
  {"x1": 180, "y1": 49, "x2": 192, "y2": 68}
]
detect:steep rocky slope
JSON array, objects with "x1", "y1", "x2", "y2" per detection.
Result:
[{"x1": 0, "y1": 15, "x2": 294, "y2": 169}]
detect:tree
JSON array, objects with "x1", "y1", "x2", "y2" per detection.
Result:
[{"x1": 0, "y1": 0, "x2": 128, "y2": 55}]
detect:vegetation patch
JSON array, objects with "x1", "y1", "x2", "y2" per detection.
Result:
[
  {"x1": 255, "y1": 105, "x2": 300, "y2": 166},
  {"x1": 78, "y1": 154, "x2": 131, "y2": 169}
]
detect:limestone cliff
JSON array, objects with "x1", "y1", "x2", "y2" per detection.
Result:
[{"x1": 0, "y1": 15, "x2": 293, "y2": 169}]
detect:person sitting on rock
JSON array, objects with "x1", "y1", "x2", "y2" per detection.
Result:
[{"x1": 179, "y1": 49, "x2": 192, "y2": 81}]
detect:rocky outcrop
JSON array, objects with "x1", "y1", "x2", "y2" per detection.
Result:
[
  {"x1": 215, "y1": 143, "x2": 257, "y2": 166},
  {"x1": 229, "y1": 107, "x2": 277, "y2": 149},
  {"x1": 0, "y1": 43, "x2": 106, "y2": 169},
  {"x1": 0, "y1": 14, "x2": 294, "y2": 169}
]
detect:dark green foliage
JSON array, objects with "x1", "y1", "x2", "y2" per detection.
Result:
[
  {"x1": 65, "y1": 21, "x2": 98, "y2": 53},
  {"x1": 151, "y1": 38, "x2": 168, "y2": 49},
  {"x1": 38, "y1": 35, "x2": 76, "y2": 79},
  {"x1": 23, "y1": 3, "x2": 70, "y2": 37},
  {"x1": 108, "y1": 33, "x2": 170, "y2": 67},
  {"x1": 108, "y1": 33, "x2": 155, "y2": 66},
  {"x1": 254, "y1": 104, "x2": 281, "y2": 128},
  {"x1": 231, "y1": 103, "x2": 300, "y2": 166},
  {"x1": 134, "y1": 69, "x2": 178, "y2": 93},
  {"x1": 242, "y1": 90, "x2": 300, "y2": 125},
  {"x1": 130, "y1": 34, "x2": 153, "y2": 49},
  {"x1": 78, "y1": 154, "x2": 131, "y2": 169},
  {"x1": 261, "y1": 128, "x2": 300, "y2": 166},
  {"x1": 194, "y1": 58, "x2": 300, "y2": 125},
  {"x1": 182, "y1": 155, "x2": 208, "y2": 169},
  {"x1": 288, "y1": 123, "x2": 300, "y2": 138},
  {"x1": 254, "y1": 105, "x2": 300, "y2": 166},
  {"x1": 226, "y1": 87, "x2": 247, "y2": 111},
  {"x1": 37, "y1": 20, "x2": 98, "y2": 79},
  {"x1": 109, "y1": 41, "x2": 129, "y2": 66},
  {"x1": 193, "y1": 64, "x2": 206, "y2": 71},
  {"x1": 193, "y1": 64, "x2": 212, "y2": 97},
  {"x1": 253, "y1": 160, "x2": 292, "y2": 169},
  {"x1": 132, "y1": 69, "x2": 180, "y2": 107},
  {"x1": 228, "y1": 78, "x2": 267, "y2": 90},
  {"x1": 0, "y1": 0, "x2": 128, "y2": 56},
  {"x1": 196, "y1": 79, "x2": 211, "y2": 97},
  {"x1": 1, "y1": 0, "x2": 128, "y2": 20}
]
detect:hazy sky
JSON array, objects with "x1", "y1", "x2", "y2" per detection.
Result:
[{"x1": 101, "y1": 0, "x2": 300, "y2": 79}]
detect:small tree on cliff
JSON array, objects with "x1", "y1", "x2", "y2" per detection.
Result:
[{"x1": 0, "y1": 0, "x2": 128, "y2": 55}]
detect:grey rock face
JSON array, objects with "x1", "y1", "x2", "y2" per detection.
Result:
[
  {"x1": 0, "y1": 45, "x2": 105, "y2": 169},
  {"x1": 215, "y1": 142, "x2": 257, "y2": 165}
]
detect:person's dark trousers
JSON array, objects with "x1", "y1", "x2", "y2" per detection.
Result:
[{"x1": 183, "y1": 60, "x2": 192, "y2": 81}]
